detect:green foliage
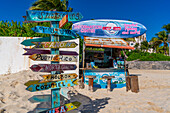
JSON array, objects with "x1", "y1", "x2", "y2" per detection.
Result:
[
  {"x1": 126, "y1": 50, "x2": 170, "y2": 61},
  {"x1": 0, "y1": 20, "x2": 50, "y2": 37}
]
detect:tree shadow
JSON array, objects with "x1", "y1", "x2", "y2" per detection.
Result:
[{"x1": 28, "y1": 92, "x2": 110, "y2": 113}]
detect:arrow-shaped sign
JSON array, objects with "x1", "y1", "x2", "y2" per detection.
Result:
[
  {"x1": 40, "y1": 73, "x2": 78, "y2": 83},
  {"x1": 29, "y1": 54, "x2": 78, "y2": 62},
  {"x1": 31, "y1": 26, "x2": 77, "y2": 37},
  {"x1": 21, "y1": 36, "x2": 76, "y2": 46},
  {"x1": 23, "y1": 48, "x2": 78, "y2": 55},
  {"x1": 30, "y1": 64, "x2": 77, "y2": 72},
  {"x1": 39, "y1": 101, "x2": 81, "y2": 113},
  {"x1": 26, "y1": 10, "x2": 83, "y2": 22},
  {"x1": 26, "y1": 79, "x2": 78, "y2": 92},
  {"x1": 28, "y1": 95, "x2": 51, "y2": 103},
  {"x1": 32, "y1": 42, "x2": 78, "y2": 48}
]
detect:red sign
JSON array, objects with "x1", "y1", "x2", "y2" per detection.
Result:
[{"x1": 59, "y1": 15, "x2": 68, "y2": 28}]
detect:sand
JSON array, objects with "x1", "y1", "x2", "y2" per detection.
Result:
[{"x1": 0, "y1": 69, "x2": 170, "y2": 113}]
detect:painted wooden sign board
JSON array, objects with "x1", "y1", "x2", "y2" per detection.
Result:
[
  {"x1": 72, "y1": 19, "x2": 147, "y2": 38},
  {"x1": 29, "y1": 54, "x2": 78, "y2": 62},
  {"x1": 30, "y1": 64, "x2": 77, "y2": 72},
  {"x1": 26, "y1": 10, "x2": 83, "y2": 21},
  {"x1": 40, "y1": 73, "x2": 78, "y2": 82},
  {"x1": 59, "y1": 15, "x2": 68, "y2": 28},
  {"x1": 23, "y1": 48, "x2": 78, "y2": 55},
  {"x1": 32, "y1": 42, "x2": 78, "y2": 48},
  {"x1": 28, "y1": 95, "x2": 51, "y2": 103},
  {"x1": 84, "y1": 69, "x2": 126, "y2": 89},
  {"x1": 84, "y1": 36, "x2": 128, "y2": 46},
  {"x1": 26, "y1": 79, "x2": 78, "y2": 92},
  {"x1": 31, "y1": 26, "x2": 77, "y2": 37},
  {"x1": 39, "y1": 101, "x2": 81, "y2": 113}
]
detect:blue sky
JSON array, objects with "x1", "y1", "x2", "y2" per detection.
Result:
[{"x1": 0, "y1": 0, "x2": 169, "y2": 41}]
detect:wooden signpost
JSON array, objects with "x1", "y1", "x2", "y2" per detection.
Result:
[
  {"x1": 32, "y1": 42, "x2": 78, "y2": 48},
  {"x1": 40, "y1": 73, "x2": 78, "y2": 83},
  {"x1": 23, "y1": 9, "x2": 82, "y2": 112},
  {"x1": 30, "y1": 64, "x2": 77, "y2": 72},
  {"x1": 26, "y1": 79, "x2": 78, "y2": 92},
  {"x1": 31, "y1": 26, "x2": 77, "y2": 37},
  {"x1": 29, "y1": 54, "x2": 78, "y2": 62},
  {"x1": 23, "y1": 48, "x2": 78, "y2": 55},
  {"x1": 39, "y1": 101, "x2": 81, "y2": 113}
]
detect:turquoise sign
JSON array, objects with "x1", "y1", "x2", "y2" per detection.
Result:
[
  {"x1": 72, "y1": 19, "x2": 147, "y2": 38},
  {"x1": 31, "y1": 26, "x2": 77, "y2": 37},
  {"x1": 26, "y1": 10, "x2": 83, "y2": 22}
]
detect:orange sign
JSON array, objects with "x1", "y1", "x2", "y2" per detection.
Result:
[{"x1": 59, "y1": 15, "x2": 68, "y2": 28}]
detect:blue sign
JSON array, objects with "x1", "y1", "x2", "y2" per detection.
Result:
[
  {"x1": 72, "y1": 19, "x2": 147, "y2": 38},
  {"x1": 31, "y1": 26, "x2": 77, "y2": 37},
  {"x1": 26, "y1": 10, "x2": 83, "y2": 22}
]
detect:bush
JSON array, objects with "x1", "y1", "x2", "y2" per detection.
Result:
[{"x1": 126, "y1": 50, "x2": 170, "y2": 61}]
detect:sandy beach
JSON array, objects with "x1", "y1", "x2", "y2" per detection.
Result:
[{"x1": 0, "y1": 69, "x2": 170, "y2": 113}]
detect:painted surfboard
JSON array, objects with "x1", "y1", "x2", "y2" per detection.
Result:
[
  {"x1": 21, "y1": 36, "x2": 75, "y2": 46},
  {"x1": 32, "y1": 42, "x2": 78, "y2": 48},
  {"x1": 39, "y1": 101, "x2": 81, "y2": 113},
  {"x1": 31, "y1": 26, "x2": 77, "y2": 37},
  {"x1": 26, "y1": 10, "x2": 83, "y2": 22},
  {"x1": 23, "y1": 48, "x2": 78, "y2": 55},
  {"x1": 26, "y1": 79, "x2": 78, "y2": 92},
  {"x1": 30, "y1": 64, "x2": 77, "y2": 72},
  {"x1": 29, "y1": 54, "x2": 78, "y2": 62},
  {"x1": 40, "y1": 73, "x2": 78, "y2": 83},
  {"x1": 72, "y1": 19, "x2": 147, "y2": 38}
]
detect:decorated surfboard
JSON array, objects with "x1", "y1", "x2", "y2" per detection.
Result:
[
  {"x1": 23, "y1": 48, "x2": 78, "y2": 55},
  {"x1": 26, "y1": 79, "x2": 78, "y2": 92},
  {"x1": 26, "y1": 10, "x2": 83, "y2": 22},
  {"x1": 40, "y1": 73, "x2": 78, "y2": 83},
  {"x1": 30, "y1": 64, "x2": 77, "y2": 72},
  {"x1": 31, "y1": 26, "x2": 77, "y2": 37},
  {"x1": 39, "y1": 101, "x2": 81, "y2": 113},
  {"x1": 32, "y1": 42, "x2": 78, "y2": 48},
  {"x1": 72, "y1": 19, "x2": 147, "y2": 38}
]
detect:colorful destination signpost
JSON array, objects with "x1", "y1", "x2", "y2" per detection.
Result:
[
  {"x1": 26, "y1": 79, "x2": 78, "y2": 92},
  {"x1": 31, "y1": 26, "x2": 77, "y2": 37},
  {"x1": 29, "y1": 54, "x2": 78, "y2": 62},
  {"x1": 32, "y1": 42, "x2": 78, "y2": 48},
  {"x1": 23, "y1": 48, "x2": 78, "y2": 55},
  {"x1": 39, "y1": 101, "x2": 81, "y2": 113},
  {"x1": 22, "y1": 9, "x2": 82, "y2": 112},
  {"x1": 26, "y1": 10, "x2": 83, "y2": 22},
  {"x1": 40, "y1": 73, "x2": 78, "y2": 83},
  {"x1": 30, "y1": 64, "x2": 77, "y2": 72},
  {"x1": 72, "y1": 19, "x2": 147, "y2": 38}
]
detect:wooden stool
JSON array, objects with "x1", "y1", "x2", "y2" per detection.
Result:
[
  {"x1": 126, "y1": 75, "x2": 139, "y2": 93},
  {"x1": 102, "y1": 76, "x2": 115, "y2": 91},
  {"x1": 85, "y1": 76, "x2": 96, "y2": 92}
]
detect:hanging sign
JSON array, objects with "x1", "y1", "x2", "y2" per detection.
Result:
[
  {"x1": 31, "y1": 26, "x2": 77, "y2": 37},
  {"x1": 26, "y1": 79, "x2": 78, "y2": 92},
  {"x1": 29, "y1": 54, "x2": 78, "y2": 62},
  {"x1": 72, "y1": 19, "x2": 147, "y2": 38},
  {"x1": 32, "y1": 42, "x2": 78, "y2": 48},
  {"x1": 26, "y1": 10, "x2": 83, "y2": 22},
  {"x1": 59, "y1": 15, "x2": 68, "y2": 28},
  {"x1": 84, "y1": 37, "x2": 128, "y2": 46},
  {"x1": 30, "y1": 64, "x2": 77, "y2": 72}
]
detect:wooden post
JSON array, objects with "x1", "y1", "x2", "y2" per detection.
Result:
[
  {"x1": 102, "y1": 76, "x2": 115, "y2": 91},
  {"x1": 130, "y1": 75, "x2": 139, "y2": 93},
  {"x1": 50, "y1": 21, "x2": 60, "y2": 108},
  {"x1": 85, "y1": 76, "x2": 96, "y2": 92},
  {"x1": 126, "y1": 76, "x2": 131, "y2": 92}
]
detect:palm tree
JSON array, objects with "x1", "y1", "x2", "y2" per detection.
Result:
[
  {"x1": 140, "y1": 41, "x2": 149, "y2": 52},
  {"x1": 29, "y1": 0, "x2": 73, "y2": 12},
  {"x1": 156, "y1": 31, "x2": 168, "y2": 55},
  {"x1": 149, "y1": 37, "x2": 161, "y2": 53},
  {"x1": 162, "y1": 24, "x2": 170, "y2": 33}
]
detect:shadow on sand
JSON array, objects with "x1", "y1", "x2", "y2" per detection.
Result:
[{"x1": 28, "y1": 92, "x2": 111, "y2": 113}]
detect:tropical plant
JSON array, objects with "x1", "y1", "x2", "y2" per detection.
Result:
[
  {"x1": 149, "y1": 37, "x2": 161, "y2": 53},
  {"x1": 134, "y1": 43, "x2": 139, "y2": 50},
  {"x1": 29, "y1": 0, "x2": 73, "y2": 12},
  {"x1": 162, "y1": 24, "x2": 170, "y2": 33},
  {"x1": 140, "y1": 41, "x2": 149, "y2": 52}
]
